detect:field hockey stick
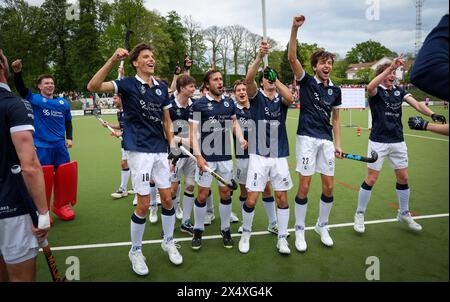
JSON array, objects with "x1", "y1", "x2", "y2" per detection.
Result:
[
  {"x1": 178, "y1": 146, "x2": 238, "y2": 190},
  {"x1": 10, "y1": 165, "x2": 67, "y2": 282},
  {"x1": 341, "y1": 151, "x2": 378, "y2": 163},
  {"x1": 118, "y1": 30, "x2": 134, "y2": 80},
  {"x1": 94, "y1": 110, "x2": 123, "y2": 141}
]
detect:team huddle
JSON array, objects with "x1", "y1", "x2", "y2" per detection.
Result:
[{"x1": 0, "y1": 14, "x2": 447, "y2": 281}]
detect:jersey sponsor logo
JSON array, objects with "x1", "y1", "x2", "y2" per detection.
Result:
[
  {"x1": 140, "y1": 85, "x2": 146, "y2": 95},
  {"x1": 207, "y1": 103, "x2": 213, "y2": 111}
]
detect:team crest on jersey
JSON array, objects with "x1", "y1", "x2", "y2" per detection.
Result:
[
  {"x1": 328, "y1": 89, "x2": 333, "y2": 96},
  {"x1": 208, "y1": 103, "x2": 214, "y2": 111},
  {"x1": 394, "y1": 90, "x2": 401, "y2": 97},
  {"x1": 224, "y1": 101, "x2": 230, "y2": 108},
  {"x1": 59, "y1": 100, "x2": 64, "y2": 105},
  {"x1": 156, "y1": 89, "x2": 162, "y2": 96},
  {"x1": 140, "y1": 85, "x2": 146, "y2": 95},
  {"x1": 43, "y1": 98, "x2": 47, "y2": 103}
]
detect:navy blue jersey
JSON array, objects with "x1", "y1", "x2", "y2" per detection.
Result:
[
  {"x1": 296, "y1": 73, "x2": 342, "y2": 141},
  {"x1": 234, "y1": 103, "x2": 252, "y2": 159},
  {"x1": 249, "y1": 90, "x2": 290, "y2": 158},
  {"x1": 23, "y1": 91, "x2": 71, "y2": 148},
  {"x1": 189, "y1": 94, "x2": 236, "y2": 162},
  {"x1": 170, "y1": 97, "x2": 193, "y2": 158},
  {"x1": 0, "y1": 84, "x2": 35, "y2": 219},
  {"x1": 117, "y1": 110, "x2": 125, "y2": 148},
  {"x1": 113, "y1": 76, "x2": 172, "y2": 153},
  {"x1": 369, "y1": 85, "x2": 411, "y2": 143}
]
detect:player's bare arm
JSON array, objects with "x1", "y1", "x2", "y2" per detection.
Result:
[
  {"x1": 288, "y1": 15, "x2": 306, "y2": 80},
  {"x1": 275, "y1": 78, "x2": 295, "y2": 106},
  {"x1": 245, "y1": 41, "x2": 269, "y2": 97},
  {"x1": 332, "y1": 109, "x2": 343, "y2": 158},
  {"x1": 87, "y1": 48, "x2": 129, "y2": 93},
  {"x1": 367, "y1": 56, "x2": 404, "y2": 96}
]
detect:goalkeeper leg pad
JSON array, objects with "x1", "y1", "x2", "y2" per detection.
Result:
[{"x1": 52, "y1": 161, "x2": 78, "y2": 221}]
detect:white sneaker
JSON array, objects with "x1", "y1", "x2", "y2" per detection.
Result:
[
  {"x1": 149, "y1": 207, "x2": 158, "y2": 224},
  {"x1": 267, "y1": 223, "x2": 279, "y2": 235},
  {"x1": 237, "y1": 225, "x2": 243, "y2": 233},
  {"x1": 205, "y1": 212, "x2": 215, "y2": 225},
  {"x1": 161, "y1": 240, "x2": 183, "y2": 265},
  {"x1": 128, "y1": 249, "x2": 149, "y2": 276},
  {"x1": 128, "y1": 189, "x2": 135, "y2": 195},
  {"x1": 397, "y1": 211, "x2": 422, "y2": 232},
  {"x1": 354, "y1": 213, "x2": 365, "y2": 233},
  {"x1": 315, "y1": 224, "x2": 334, "y2": 247},
  {"x1": 111, "y1": 188, "x2": 128, "y2": 199},
  {"x1": 276, "y1": 238, "x2": 291, "y2": 255},
  {"x1": 132, "y1": 195, "x2": 138, "y2": 206},
  {"x1": 295, "y1": 230, "x2": 307, "y2": 252},
  {"x1": 239, "y1": 232, "x2": 251, "y2": 254},
  {"x1": 175, "y1": 206, "x2": 183, "y2": 220},
  {"x1": 230, "y1": 212, "x2": 239, "y2": 223},
  {"x1": 156, "y1": 192, "x2": 161, "y2": 205}
]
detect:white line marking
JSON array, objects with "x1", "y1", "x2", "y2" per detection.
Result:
[{"x1": 44, "y1": 213, "x2": 449, "y2": 252}]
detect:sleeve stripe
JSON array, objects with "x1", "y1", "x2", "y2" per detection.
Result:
[
  {"x1": 295, "y1": 72, "x2": 306, "y2": 82},
  {"x1": 163, "y1": 104, "x2": 172, "y2": 110},
  {"x1": 403, "y1": 93, "x2": 412, "y2": 101},
  {"x1": 111, "y1": 81, "x2": 118, "y2": 94},
  {"x1": 188, "y1": 119, "x2": 199, "y2": 124},
  {"x1": 10, "y1": 125, "x2": 34, "y2": 134}
]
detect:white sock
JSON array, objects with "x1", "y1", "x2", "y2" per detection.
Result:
[
  {"x1": 277, "y1": 207, "x2": 290, "y2": 238},
  {"x1": 294, "y1": 196, "x2": 308, "y2": 230},
  {"x1": 194, "y1": 199, "x2": 206, "y2": 231},
  {"x1": 206, "y1": 191, "x2": 214, "y2": 213},
  {"x1": 161, "y1": 208, "x2": 175, "y2": 243},
  {"x1": 150, "y1": 184, "x2": 157, "y2": 208},
  {"x1": 130, "y1": 212, "x2": 146, "y2": 250},
  {"x1": 182, "y1": 190, "x2": 195, "y2": 224},
  {"x1": 219, "y1": 199, "x2": 232, "y2": 231},
  {"x1": 120, "y1": 169, "x2": 130, "y2": 191},
  {"x1": 396, "y1": 183, "x2": 410, "y2": 214},
  {"x1": 239, "y1": 196, "x2": 246, "y2": 210},
  {"x1": 262, "y1": 196, "x2": 277, "y2": 226},
  {"x1": 357, "y1": 182, "x2": 373, "y2": 214},
  {"x1": 318, "y1": 195, "x2": 334, "y2": 227},
  {"x1": 242, "y1": 203, "x2": 255, "y2": 233}
]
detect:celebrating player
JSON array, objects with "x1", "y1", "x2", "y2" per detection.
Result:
[
  {"x1": 288, "y1": 15, "x2": 344, "y2": 252},
  {"x1": 0, "y1": 49, "x2": 50, "y2": 282},
  {"x1": 12, "y1": 59, "x2": 77, "y2": 222},
  {"x1": 87, "y1": 43, "x2": 182, "y2": 276},
  {"x1": 238, "y1": 41, "x2": 295, "y2": 255},
  {"x1": 189, "y1": 70, "x2": 247, "y2": 250},
  {"x1": 353, "y1": 57, "x2": 446, "y2": 233}
]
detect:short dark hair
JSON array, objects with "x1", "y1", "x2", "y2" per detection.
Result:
[
  {"x1": 36, "y1": 74, "x2": 54, "y2": 86},
  {"x1": 176, "y1": 75, "x2": 196, "y2": 92},
  {"x1": 375, "y1": 63, "x2": 392, "y2": 76},
  {"x1": 200, "y1": 83, "x2": 208, "y2": 92},
  {"x1": 233, "y1": 79, "x2": 246, "y2": 92},
  {"x1": 310, "y1": 49, "x2": 335, "y2": 69},
  {"x1": 129, "y1": 43, "x2": 154, "y2": 71},
  {"x1": 203, "y1": 69, "x2": 221, "y2": 87}
]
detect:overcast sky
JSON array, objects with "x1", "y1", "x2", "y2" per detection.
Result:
[{"x1": 28, "y1": 0, "x2": 448, "y2": 57}]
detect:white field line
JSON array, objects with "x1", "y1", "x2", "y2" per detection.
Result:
[
  {"x1": 44, "y1": 213, "x2": 449, "y2": 252},
  {"x1": 287, "y1": 117, "x2": 449, "y2": 142}
]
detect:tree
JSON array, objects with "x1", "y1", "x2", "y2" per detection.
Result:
[
  {"x1": 183, "y1": 15, "x2": 207, "y2": 73},
  {"x1": 356, "y1": 67, "x2": 375, "y2": 83},
  {"x1": 279, "y1": 41, "x2": 319, "y2": 83},
  {"x1": 163, "y1": 11, "x2": 188, "y2": 73},
  {"x1": 218, "y1": 27, "x2": 231, "y2": 79},
  {"x1": 242, "y1": 31, "x2": 262, "y2": 74},
  {"x1": 228, "y1": 25, "x2": 246, "y2": 75},
  {"x1": 203, "y1": 26, "x2": 223, "y2": 69},
  {"x1": 346, "y1": 40, "x2": 397, "y2": 64}
]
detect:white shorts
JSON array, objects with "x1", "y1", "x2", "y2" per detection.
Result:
[
  {"x1": 195, "y1": 160, "x2": 233, "y2": 188},
  {"x1": 235, "y1": 158, "x2": 249, "y2": 185},
  {"x1": 0, "y1": 215, "x2": 39, "y2": 264},
  {"x1": 121, "y1": 148, "x2": 129, "y2": 161},
  {"x1": 367, "y1": 140, "x2": 408, "y2": 171},
  {"x1": 171, "y1": 157, "x2": 196, "y2": 187},
  {"x1": 246, "y1": 154, "x2": 293, "y2": 192},
  {"x1": 296, "y1": 135, "x2": 336, "y2": 177},
  {"x1": 128, "y1": 152, "x2": 171, "y2": 194}
]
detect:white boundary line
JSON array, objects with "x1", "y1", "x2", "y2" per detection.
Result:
[
  {"x1": 286, "y1": 116, "x2": 449, "y2": 142},
  {"x1": 45, "y1": 213, "x2": 449, "y2": 252}
]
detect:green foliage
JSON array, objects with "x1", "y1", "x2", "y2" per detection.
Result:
[
  {"x1": 346, "y1": 40, "x2": 397, "y2": 64},
  {"x1": 355, "y1": 67, "x2": 375, "y2": 83}
]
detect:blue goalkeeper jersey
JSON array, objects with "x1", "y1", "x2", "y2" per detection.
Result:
[{"x1": 24, "y1": 91, "x2": 72, "y2": 148}]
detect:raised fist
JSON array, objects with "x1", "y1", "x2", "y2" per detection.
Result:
[
  {"x1": 184, "y1": 55, "x2": 193, "y2": 71},
  {"x1": 111, "y1": 48, "x2": 129, "y2": 63},
  {"x1": 293, "y1": 15, "x2": 306, "y2": 28},
  {"x1": 11, "y1": 59, "x2": 22, "y2": 73}
]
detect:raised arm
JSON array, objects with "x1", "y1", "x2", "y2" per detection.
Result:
[
  {"x1": 11, "y1": 60, "x2": 31, "y2": 98},
  {"x1": 367, "y1": 57, "x2": 404, "y2": 96},
  {"x1": 288, "y1": 15, "x2": 306, "y2": 80},
  {"x1": 245, "y1": 41, "x2": 269, "y2": 98},
  {"x1": 87, "y1": 48, "x2": 129, "y2": 93}
]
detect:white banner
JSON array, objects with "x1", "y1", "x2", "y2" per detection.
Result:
[
  {"x1": 101, "y1": 109, "x2": 119, "y2": 115},
  {"x1": 339, "y1": 88, "x2": 366, "y2": 109},
  {"x1": 71, "y1": 110, "x2": 85, "y2": 116}
]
